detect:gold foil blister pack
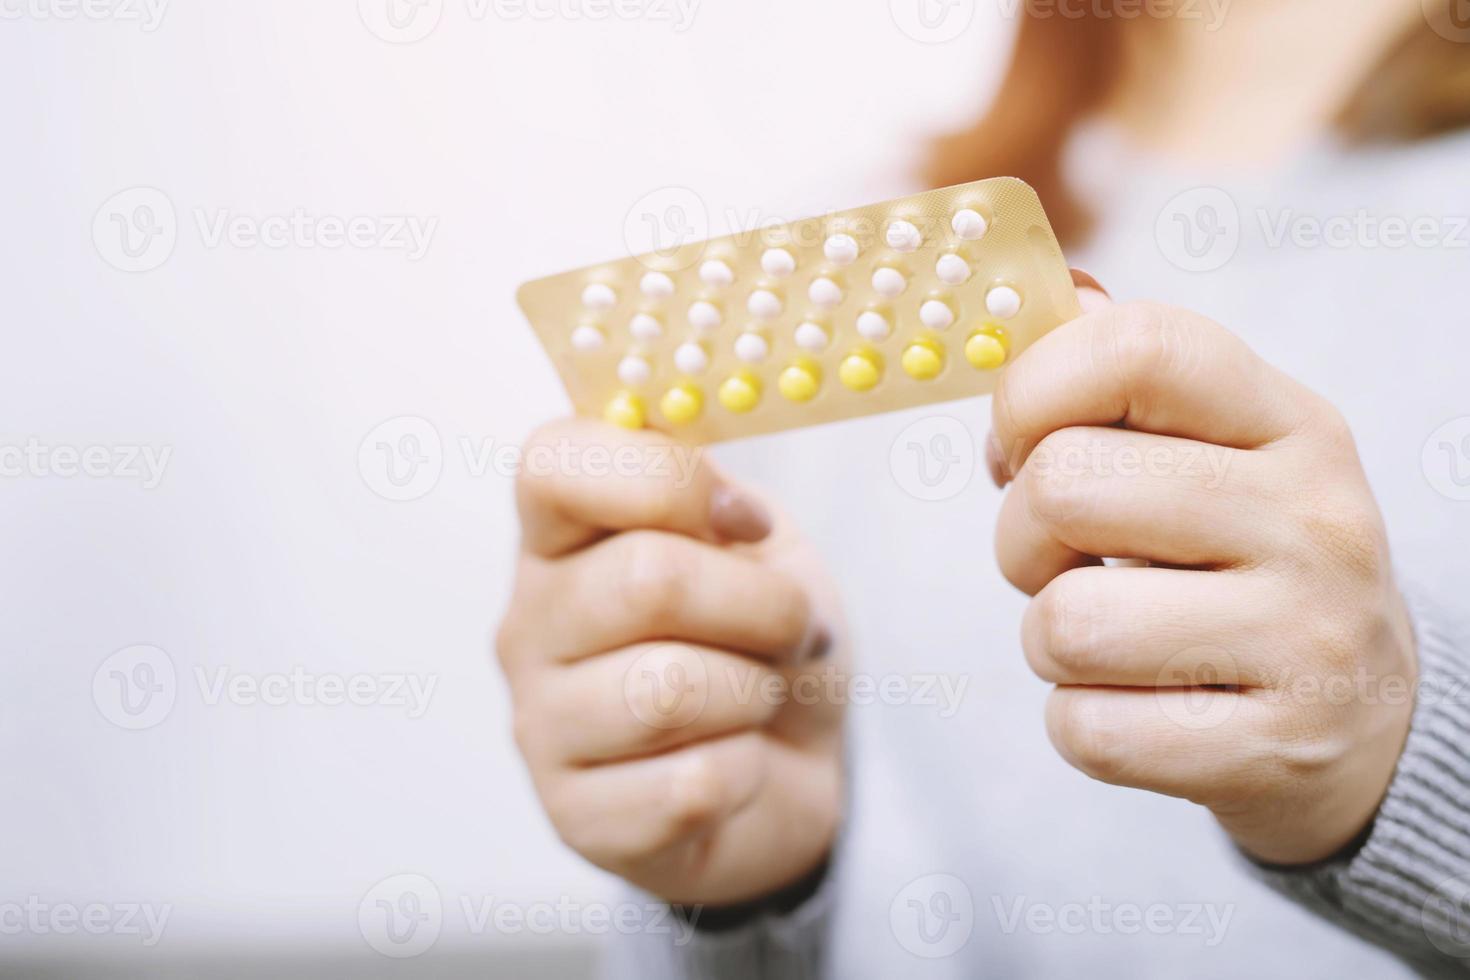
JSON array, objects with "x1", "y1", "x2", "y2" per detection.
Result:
[{"x1": 516, "y1": 178, "x2": 1079, "y2": 444}]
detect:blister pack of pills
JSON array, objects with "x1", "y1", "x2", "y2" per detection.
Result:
[{"x1": 516, "y1": 178, "x2": 1079, "y2": 444}]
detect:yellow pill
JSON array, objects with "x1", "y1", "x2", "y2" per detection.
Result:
[
  {"x1": 602, "y1": 391, "x2": 646, "y2": 430},
  {"x1": 965, "y1": 331, "x2": 1008, "y2": 370},
  {"x1": 901, "y1": 339, "x2": 944, "y2": 381},
  {"x1": 778, "y1": 361, "x2": 821, "y2": 403},
  {"x1": 718, "y1": 371, "x2": 761, "y2": 414},
  {"x1": 838, "y1": 350, "x2": 881, "y2": 392},
  {"x1": 659, "y1": 383, "x2": 703, "y2": 425}
]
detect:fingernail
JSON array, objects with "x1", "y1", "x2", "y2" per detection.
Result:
[
  {"x1": 1069, "y1": 268, "x2": 1112, "y2": 314},
  {"x1": 799, "y1": 620, "x2": 834, "y2": 665},
  {"x1": 709, "y1": 485, "x2": 774, "y2": 543},
  {"x1": 1069, "y1": 268, "x2": 1110, "y2": 296},
  {"x1": 985, "y1": 431, "x2": 1011, "y2": 489}
]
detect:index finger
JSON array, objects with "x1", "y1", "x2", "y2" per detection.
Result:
[
  {"x1": 515, "y1": 417, "x2": 771, "y2": 557},
  {"x1": 990, "y1": 301, "x2": 1315, "y2": 477}
]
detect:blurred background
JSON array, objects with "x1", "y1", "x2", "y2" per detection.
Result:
[
  {"x1": 0, "y1": 1, "x2": 1014, "y2": 976},
  {"x1": 13, "y1": 2, "x2": 1469, "y2": 977}
]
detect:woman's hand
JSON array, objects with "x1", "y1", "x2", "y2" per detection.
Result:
[
  {"x1": 496, "y1": 419, "x2": 845, "y2": 906},
  {"x1": 991, "y1": 287, "x2": 1417, "y2": 865}
]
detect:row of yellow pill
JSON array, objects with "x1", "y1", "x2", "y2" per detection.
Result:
[{"x1": 603, "y1": 328, "x2": 1008, "y2": 429}]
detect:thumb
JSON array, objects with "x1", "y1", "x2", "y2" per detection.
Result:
[
  {"x1": 984, "y1": 269, "x2": 1113, "y2": 489},
  {"x1": 515, "y1": 417, "x2": 774, "y2": 557}
]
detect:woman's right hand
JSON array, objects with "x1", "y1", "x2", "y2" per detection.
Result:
[{"x1": 495, "y1": 418, "x2": 846, "y2": 907}]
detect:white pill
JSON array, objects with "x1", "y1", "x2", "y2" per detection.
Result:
[
  {"x1": 823, "y1": 234, "x2": 859, "y2": 266},
  {"x1": 629, "y1": 313, "x2": 663, "y2": 341},
  {"x1": 871, "y1": 267, "x2": 907, "y2": 298},
  {"x1": 919, "y1": 300, "x2": 955, "y2": 330},
  {"x1": 747, "y1": 289, "x2": 783, "y2": 320},
  {"x1": 617, "y1": 354, "x2": 652, "y2": 386},
  {"x1": 856, "y1": 310, "x2": 892, "y2": 341},
  {"x1": 734, "y1": 332, "x2": 770, "y2": 363},
  {"x1": 986, "y1": 286, "x2": 1023, "y2": 319},
  {"x1": 761, "y1": 248, "x2": 797, "y2": 278},
  {"x1": 570, "y1": 325, "x2": 606, "y2": 350},
  {"x1": 952, "y1": 208, "x2": 989, "y2": 240},
  {"x1": 688, "y1": 301, "x2": 722, "y2": 332},
  {"x1": 699, "y1": 259, "x2": 735, "y2": 288},
  {"x1": 809, "y1": 277, "x2": 843, "y2": 309},
  {"x1": 936, "y1": 254, "x2": 972, "y2": 285},
  {"x1": 674, "y1": 342, "x2": 709, "y2": 375},
  {"x1": 794, "y1": 321, "x2": 829, "y2": 351},
  {"x1": 581, "y1": 283, "x2": 617, "y2": 310},
  {"x1": 885, "y1": 220, "x2": 921, "y2": 253},
  {"x1": 639, "y1": 271, "x2": 675, "y2": 299}
]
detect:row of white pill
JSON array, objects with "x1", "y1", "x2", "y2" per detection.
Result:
[
  {"x1": 585, "y1": 260, "x2": 993, "y2": 316},
  {"x1": 579, "y1": 208, "x2": 993, "y2": 312},
  {"x1": 572, "y1": 282, "x2": 1022, "y2": 357}
]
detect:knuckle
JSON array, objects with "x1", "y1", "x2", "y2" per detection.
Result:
[
  {"x1": 492, "y1": 617, "x2": 519, "y2": 672},
  {"x1": 742, "y1": 664, "x2": 786, "y2": 722},
  {"x1": 1301, "y1": 609, "x2": 1365, "y2": 676},
  {"x1": 1107, "y1": 301, "x2": 1173, "y2": 371},
  {"x1": 624, "y1": 644, "x2": 709, "y2": 735},
  {"x1": 551, "y1": 823, "x2": 593, "y2": 862},
  {"x1": 767, "y1": 575, "x2": 815, "y2": 653},
  {"x1": 509, "y1": 705, "x2": 541, "y2": 761},
  {"x1": 1048, "y1": 694, "x2": 1128, "y2": 782},
  {"x1": 545, "y1": 797, "x2": 604, "y2": 864},
  {"x1": 618, "y1": 532, "x2": 695, "y2": 625},
  {"x1": 540, "y1": 780, "x2": 634, "y2": 872},
  {"x1": 1310, "y1": 398, "x2": 1358, "y2": 453},
  {"x1": 1035, "y1": 577, "x2": 1100, "y2": 678},
  {"x1": 662, "y1": 753, "x2": 726, "y2": 840},
  {"x1": 1021, "y1": 434, "x2": 1094, "y2": 526},
  {"x1": 494, "y1": 560, "x2": 551, "y2": 676},
  {"x1": 1296, "y1": 495, "x2": 1386, "y2": 582},
  {"x1": 1258, "y1": 711, "x2": 1348, "y2": 782},
  {"x1": 507, "y1": 680, "x2": 558, "y2": 761},
  {"x1": 1106, "y1": 302, "x2": 1212, "y2": 392}
]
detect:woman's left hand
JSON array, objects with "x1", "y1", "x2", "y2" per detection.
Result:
[{"x1": 991, "y1": 282, "x2": 1417, "y2": 865}]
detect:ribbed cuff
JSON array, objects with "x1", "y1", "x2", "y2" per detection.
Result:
[
  {"x1": 598, "y1": 865, "x2": 833, "y2": 980},
  {"x1": 1252, "y1": 581, "x2": 1470, "y2": 978}
]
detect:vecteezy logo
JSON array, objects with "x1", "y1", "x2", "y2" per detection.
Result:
[
  {"x1": 1155, "y1": 646, "x2": 1240, "y2": 731},
  {"x1": 358, "y1": 0, "x2": 444, "y2": 43},
  {"x1": 889, "y1": 416, "x2": 975, "y2": 502},
  {"x1": 623, "y1": 644, "x2": 708, "y2": 730},
  {"x1": 1425, "y1": 0, "x2": 1470, "y2": 43},
  {"x1": 1155, "y1": 186, "x2": 1241, "y2": 273},
  {"x1": 889, "y1": 0, "x2": 975, "y2": 43},
  {"x1": 357, "y1": 416, "x2": 444, "y2": 502},
  {"x1": 622, "y1": 186, "x2": 709, "y2": 271},
  {"x1": 93, "y1": 187, "x2": 178, "y2": 273},
  {"x1": 358, "y1": 873, "x2": 442, "y2": 958},
  {"x1": 1424, "y1": 875, "x2": 1470, "y2": 957},
  {"x1": 92, "y1": 645, "x2": 178, "y2": 730},
  {"x1": 890, "y1": 873, "x2": 974, "y2": 958},
  {"x1": 1423, "y1": 417, "x2": 1470, "y2": 501}
]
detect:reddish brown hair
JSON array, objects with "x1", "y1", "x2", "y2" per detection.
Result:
[{"x1": 927, "y1": 2, "x2": 1470, "y2": 245}]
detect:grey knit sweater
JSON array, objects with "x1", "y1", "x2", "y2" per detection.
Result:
[{"x1": 603, "y1": 127, "x2": 1470, "y2": 978}]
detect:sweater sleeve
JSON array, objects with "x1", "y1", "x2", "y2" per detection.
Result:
[
  {"x1": 1251, "y1": 581, "x2": 1470, "y2": 978},
  {"x1": 597, "y1": 864, "x2": 833, "y2": 980}
]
